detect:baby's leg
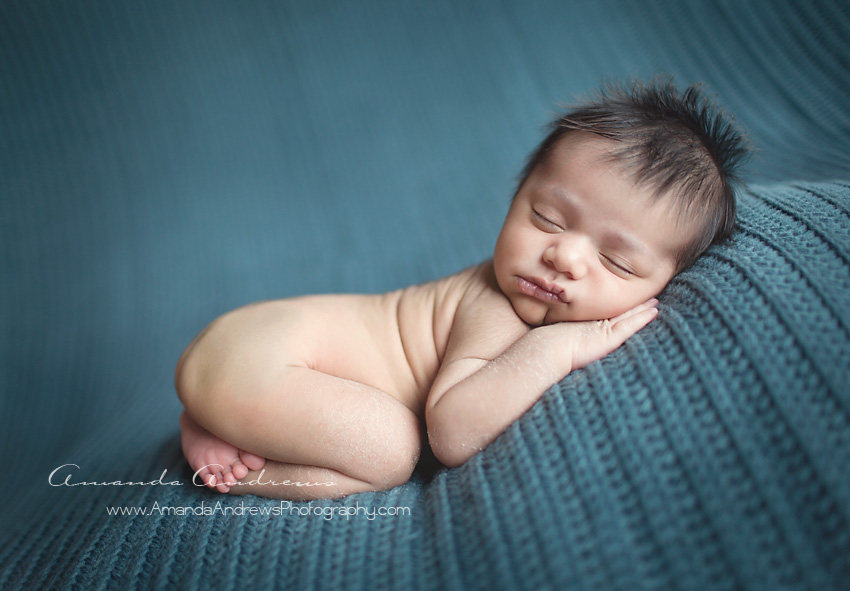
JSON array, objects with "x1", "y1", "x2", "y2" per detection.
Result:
[
  {"x1": 181, "y1": 367, "x2": 422, "y2": 500},
  {"x1": 179, "y1": 411, "x2": 266, "y2": 493},
  {"x1": 226, "y1": 461, "x2": 379, "y2": 501}
]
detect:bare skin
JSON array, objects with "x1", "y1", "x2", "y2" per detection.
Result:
[
  {"x1": 177, "y1": 270, "x2": 476, "y2": 500},
  {"x1": 177, "y1": 134, "x2": 694, "y2": 499}
]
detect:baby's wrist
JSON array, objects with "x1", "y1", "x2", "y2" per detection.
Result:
[{"x1": 526, "y1": 324, "x2": 577, "y2": 370}]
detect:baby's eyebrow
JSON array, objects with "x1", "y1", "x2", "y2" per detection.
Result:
[{"x1": 605, "y1": 230, "x2": 650, "y2": 259}]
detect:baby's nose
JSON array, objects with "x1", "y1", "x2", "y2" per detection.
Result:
[{"x1": 543, "y1": 235, "x2": 590, "y2": 279}]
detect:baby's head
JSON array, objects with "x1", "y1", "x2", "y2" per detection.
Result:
[{"x1": 494, "y1": 79, "x2": 751, "y2": 326}]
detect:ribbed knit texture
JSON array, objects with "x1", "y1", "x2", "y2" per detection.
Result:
[{"x1": 2, "y1": 1, "x2": 849, "y2": 590}]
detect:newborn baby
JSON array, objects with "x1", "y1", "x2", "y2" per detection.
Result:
[{"x1": 175, "y1": 80, "x2": 749, "y2": 500}]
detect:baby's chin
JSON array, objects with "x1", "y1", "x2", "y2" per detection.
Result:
[
  {"x1": 514, "y1": 303, "x2": 574, "y2": 326},
  {"x1": 525, "y1": 305, "x2": 621, "y2": 326},
  {"x1": 510, "y1": 294, "x2": 626, "y2": 326},
  {"x1": 507, "y1": 299, "x2": 548, "y2": 326}
]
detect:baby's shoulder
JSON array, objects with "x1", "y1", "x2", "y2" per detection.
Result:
[
  {"x1": 394, "y1": 261, "x2": 523, "y2": 363},
  {"x1": 428, "y1": 260, "x2": 505, "y2": 304},
  {"x1": 421, "y1": 261, "x2": 513, "y2": 323},
  {"x1": 449, "y1": 261, "x2": 529, "y2": 346},
  {"x1": 454, "y1": 261, "x2": 517, "y2": 313}
]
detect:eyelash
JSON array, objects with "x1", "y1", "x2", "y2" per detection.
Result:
[
  {"x1": 532, "y1": 209, "x2": 561, "y2": 229},
  {"x1": 602, "y1": 255, "x2": 634, "y2": 276}
]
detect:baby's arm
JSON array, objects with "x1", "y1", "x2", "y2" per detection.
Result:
[{"x1": 426, "y1": 272, "x2": 658, "y2": 468}]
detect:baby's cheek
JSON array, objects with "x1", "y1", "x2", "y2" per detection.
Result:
[{"x1": 582, "y1": 289, "x2": 633, "y2": 321}]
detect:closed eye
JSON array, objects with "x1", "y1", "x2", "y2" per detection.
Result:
[
  {"x1": 532, "y1": 209, "x2": 563, "y2": 230},
  {"x1": 601, "y1": 254, "x2": 634, "y2": 276}
]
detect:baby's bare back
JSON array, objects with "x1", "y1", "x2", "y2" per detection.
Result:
[{"x1": 180, "y1": 265, "x2": 482, "y2": 418}]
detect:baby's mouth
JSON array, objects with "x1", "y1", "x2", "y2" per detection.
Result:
[{"x1": 516, "y1": 276, "x2": 567, "y2": 304}]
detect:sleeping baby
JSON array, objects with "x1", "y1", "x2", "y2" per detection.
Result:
[{"x1": 175, "y1": 79, "x2": 749, "y2": 500}]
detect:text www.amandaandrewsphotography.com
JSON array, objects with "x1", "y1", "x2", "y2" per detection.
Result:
[{"x1": 105, "y1": 500, "x2": 411, "y2": 520}]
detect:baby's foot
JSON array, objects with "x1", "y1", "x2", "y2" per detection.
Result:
[{"x1": 179, "y1": 411, "x2": 266, "y2": 493}]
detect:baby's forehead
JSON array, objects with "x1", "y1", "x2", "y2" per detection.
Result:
[
  {"x1": 584, "y1": 138, "x2": 709, "y2": 230},
  {"x1": 547, "y1": 134, "x2": 691, "y2": 207}
]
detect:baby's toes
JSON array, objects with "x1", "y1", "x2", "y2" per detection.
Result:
[
  {"x1": 239, "y1": 450, "x2": 267, "y2": 472},
  {"x1": 231, "y1": 462, "x2": 249, "y2": 480},
  {"x1": 206, "y1": 465, "x2": 226, "y2": 488},
  {"x1": 221, "y1": 469, "x2": 238, "y2": 487},
  {"x1": 196, "y1": 466, "x2": 220, "y2": 490},
  {"x1": 209, "y1": 471, "x2": 232, "y2": 493}
]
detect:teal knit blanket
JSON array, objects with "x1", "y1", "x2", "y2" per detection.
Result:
[
  {"x1": 3, "y1": 181, "x2": 848, "y2": 590},
  {"x1": 1, "y1": 0, "x2": 848, "y2": 589}
]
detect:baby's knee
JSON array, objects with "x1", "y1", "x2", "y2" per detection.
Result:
[{"x1": 369, "y1": 422, "x2": 422, "y2": 490}]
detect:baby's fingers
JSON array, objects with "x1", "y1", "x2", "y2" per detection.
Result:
[
  {"x1": 609, "y1": 300, "x2": 658, "y2": 340},
  {"x1": 610, "y1": 298, "x2": 659, "y2": 324},
  {"x1": 570, "y1": 302, "x2": 659, "y2": 371},
  {"x1": 569, "y1": 300, "x2": 658, "y2": 371}
]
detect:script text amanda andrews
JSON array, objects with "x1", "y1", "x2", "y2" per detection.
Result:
[{"x1": 48, "y1": 463, "x2": 335, "y2": 488}]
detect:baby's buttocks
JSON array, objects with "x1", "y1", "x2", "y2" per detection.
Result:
[
  {"x1": 185, "y1": 267, "x2": 478, "y2": 419},
  {"x1": 285, "y1": 293, "x2": 421, "y2": 411},
  {"x1": 248, "y1": 291, "x2": 435, "y2": 416}
]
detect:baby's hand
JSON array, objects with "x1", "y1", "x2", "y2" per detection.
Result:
[{"x1": 556, "y1": 298, "x2": 659, "y2": 372}]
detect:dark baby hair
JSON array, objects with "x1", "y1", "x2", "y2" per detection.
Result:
[{"x1": 517, "y1": 78, "x2": 752, "y2": 273}]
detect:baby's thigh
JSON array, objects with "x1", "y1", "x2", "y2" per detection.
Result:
[{"x1": 243, "y1": 366, "x2": 423, "y2": 488}]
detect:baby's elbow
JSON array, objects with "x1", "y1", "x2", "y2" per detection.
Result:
[
  {"x1": 429, "y1": 433, "x2": 481, "y2": 468},
  {"x1": 425, "y1": 409, "x2": 478, "y2": 469},
  {"x1": 429, "y1": 435, "x2": 463, "y2": 469}
]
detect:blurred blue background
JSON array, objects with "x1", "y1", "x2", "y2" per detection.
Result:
[{"x1": 1, "y1": 0, "x2": 848, "y2": 529}]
